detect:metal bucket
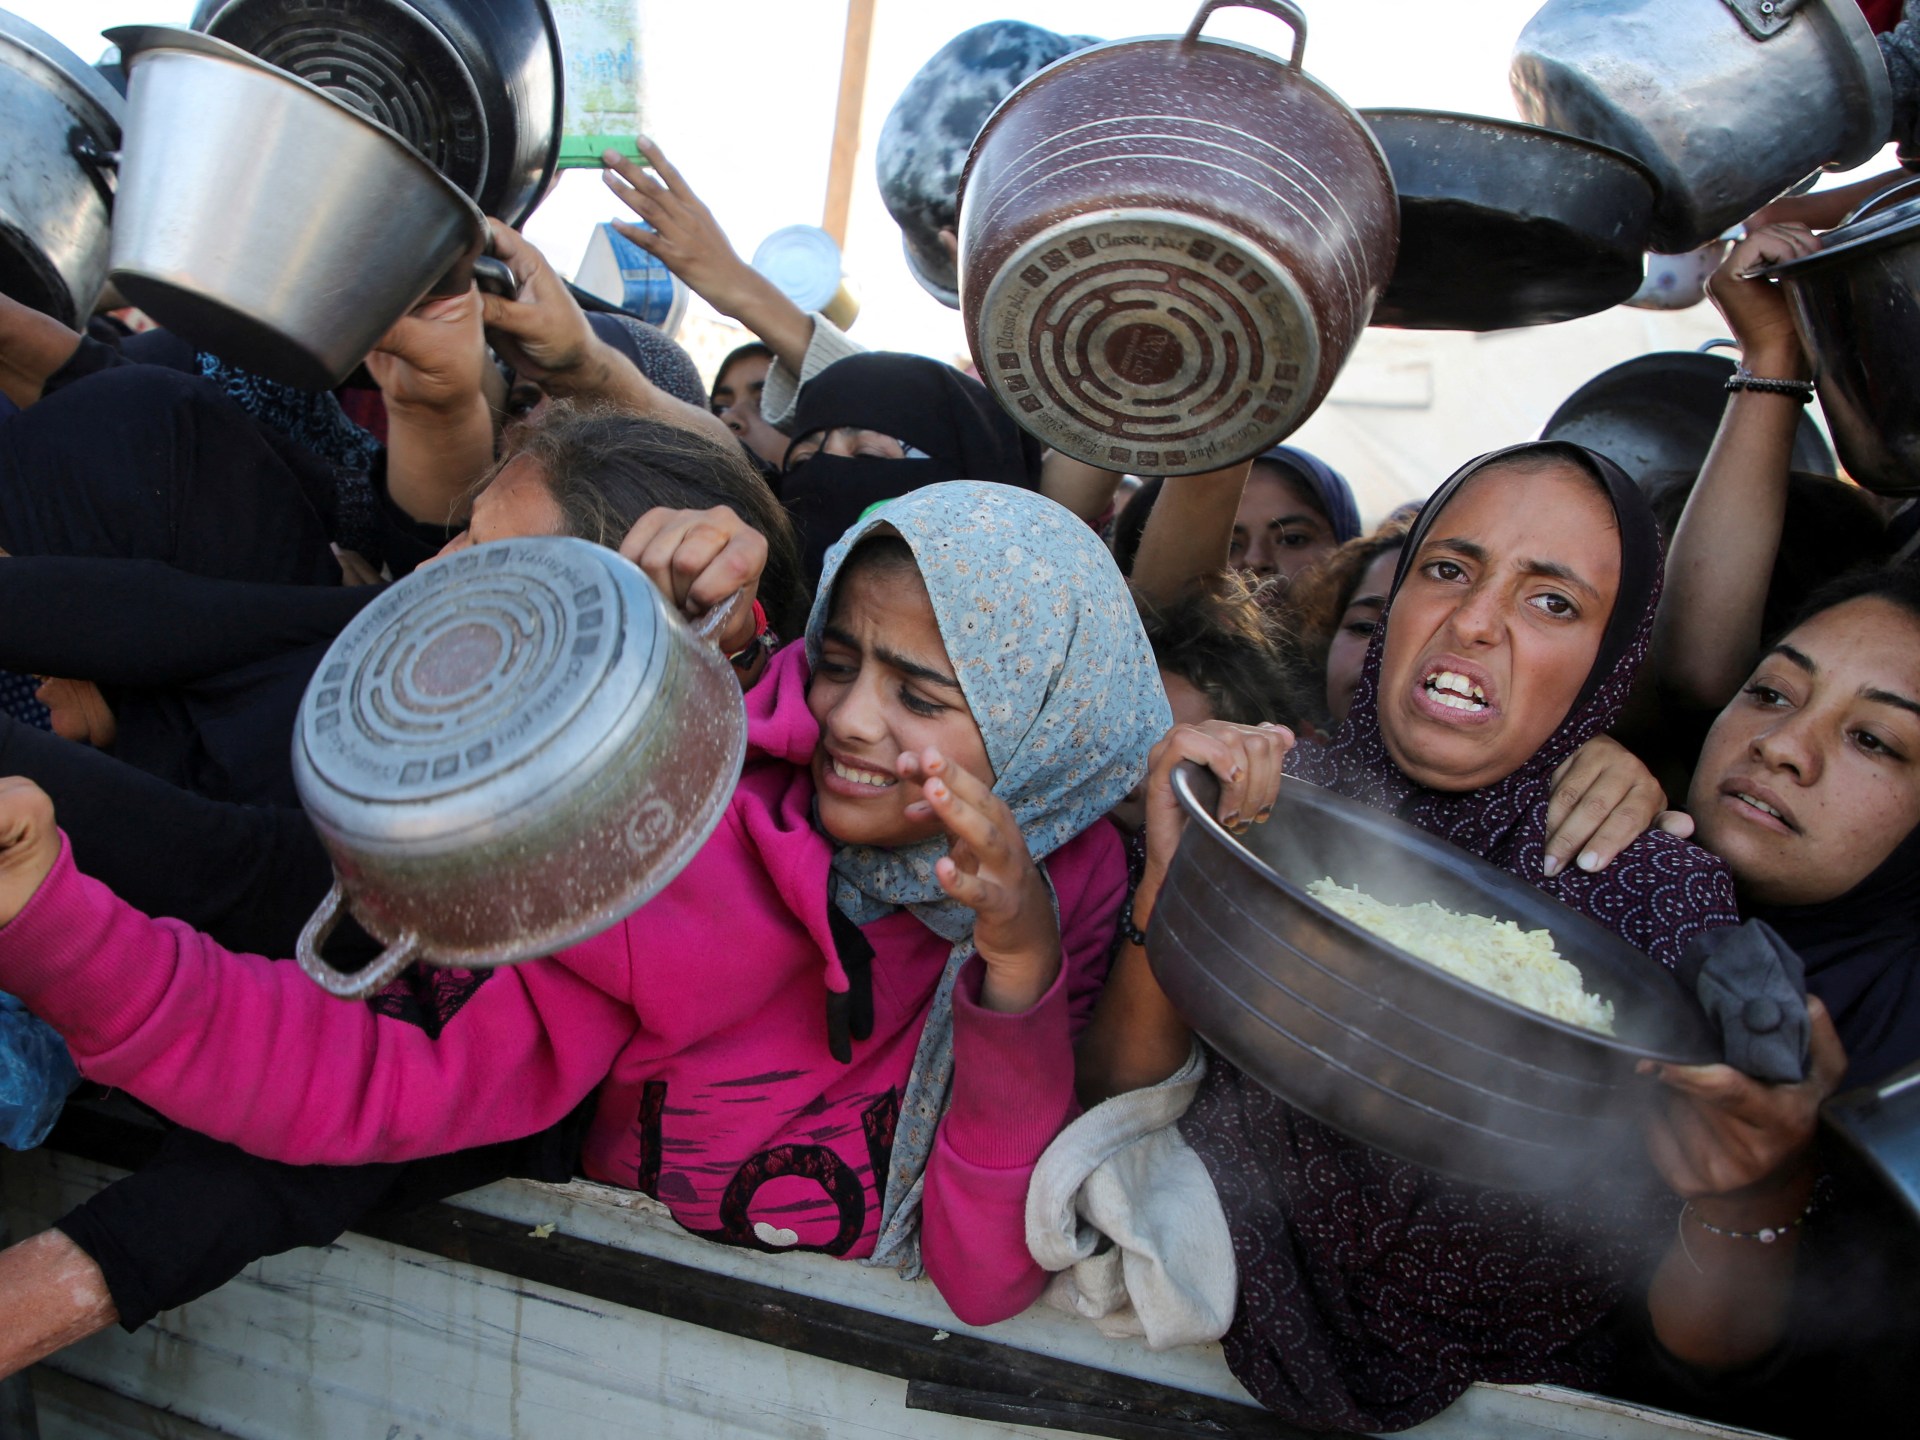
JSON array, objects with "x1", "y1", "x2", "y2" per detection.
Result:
[
  {"x1": 105, "y1": 24, "x2": 490, "y2": 390},
  {"x1": 0, "y1": 13, "x2": 123, "y2": 325},
  {"x1": 957, "y1": 0, "x2": 1397, "y2": 476},
  {"x1": 1148, "y1": 767, "x2": 1715, "y2": 1191},
  {"x1": 1511, "y1": 0, "x2": 1890, "y2": 253},
  {"x1": 292, "y1": 537, "x2": 746, "y2": 998}
]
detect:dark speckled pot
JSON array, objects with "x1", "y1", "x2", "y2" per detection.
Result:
[{"x1": 957, "y1": 0, "x2": 1396, "y2": 476}]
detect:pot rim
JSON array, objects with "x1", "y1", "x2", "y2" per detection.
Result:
[
  {"x1": 1167, "y1": 766, "x2": 1718, "y2": 1065},
  {"x1": 104, "y1": 22, "x2": 483, "y2": 235},
  {"x1": 1357, "y1": 106, "x2": 1662, "y2": 195},
  {"x1": 0, "y1": 11, "x2": 125, "y2": 134},
  {"x1": 1753, "y1": 202, "x2": 1920, "y2": 279}
]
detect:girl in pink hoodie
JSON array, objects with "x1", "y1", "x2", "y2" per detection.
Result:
[{"x1": 0, "y1": 482, "x2": 1257, "y2": 1344}]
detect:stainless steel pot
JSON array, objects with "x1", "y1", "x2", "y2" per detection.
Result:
[
  {"x1": 104, "y1": 24, "x2": 491, "y2": 390},
  {"x1": 292, "y1": 537, "x2": 746, "y2": 999},
  {"x1": 1755, "y1": 184, "x2": 1920, "y2": 496},
  {"x1": 0, "y1": 12, "x2": 124, "y2": 325},
  {"x1": 1824, "y1": 1060, "x2": 1920, "y2": 1226},
  {"x1": 1148, "y1": 766, "x2": 1715, "y2": 1191},
  {"x1": 1511, "y1": 0, "x2": 1890, "y2": 253}
]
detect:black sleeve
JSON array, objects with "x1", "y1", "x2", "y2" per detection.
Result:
[
  {"x1": 0, "y1": 714, "x2": 331, "y2": 957},
  {"x1": 0, "y1": 557, "x2": 376, "y2": 686},
  {"x1": 364, "y1": 450, "x2": 463, "y2": 578}
]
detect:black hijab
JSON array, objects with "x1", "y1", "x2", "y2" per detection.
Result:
[
  {"x1": 778, "y1": 352, "x2": 1041, "y2": 592},
  {"x1": 1182, "y1": 441, "x2": 1739, "y2": 1432}
]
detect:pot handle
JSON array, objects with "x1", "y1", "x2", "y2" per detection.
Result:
[
  {"x1": 1184, "y1": 0, "x2": 1307, "y2": 69},
  {"x1": 295, "y1": 880, "x2": 423, "y2": 999},
  {"x1": 686, "y1": 588, "x2": 741, "y2": 645},
  {"x1": 1697, "y1": 338, "x2": 1740, "y2": 356},
  {"x1": 69, "y1": 128, "x2": 119, "y2": 213},
  {"x1": 471, "y1": 254, "x2": 518, "y2": 298}
]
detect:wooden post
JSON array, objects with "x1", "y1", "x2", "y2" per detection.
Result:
[{"x1": 822, "y1": 0, "x2": 877, "y2": 248}]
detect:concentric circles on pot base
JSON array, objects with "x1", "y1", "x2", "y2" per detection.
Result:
[{"x1": 976, "y1": 211, "x2": 1320, "y2": 475}]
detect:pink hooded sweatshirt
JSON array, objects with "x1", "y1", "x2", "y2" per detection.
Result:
[{"x1": 0, "y1": 643, "x2": 1126, "y2": 1325}]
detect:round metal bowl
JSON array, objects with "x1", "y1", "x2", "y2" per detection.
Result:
[
  {"x1": 1148, "y1": 767, "x2": 1716, "y2": 1191},
  {"x1": 1360, "y1": 109, "x2": 1657, "y2": 331},
  {"x1": 292, "y1": 537, "x2": 746, "y2": 998}
]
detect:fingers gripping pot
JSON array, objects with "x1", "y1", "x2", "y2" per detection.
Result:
[
  {"x1": 292, "y1": 537, "x2": 746, "y2": 999},
  {"x1": 957, "y1": 0, "x2": 1397, "y2": 477}
]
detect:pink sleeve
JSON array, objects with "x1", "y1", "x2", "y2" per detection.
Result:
[
  {"x1": 919, "y1": 824, "x2": 1127, "y2": 1325},
  {"x1": 0, "y1": 838, "x2": 639, "y2": 1165}
]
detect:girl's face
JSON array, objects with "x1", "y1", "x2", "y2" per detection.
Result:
[
  {"x1": 1325, "y1": 548, "x2": 1401, "y2": 725},
  {"x1": 1377, "y1": 462, "x2": 1620, "y2": 792},
  {"x1": 807, "y1": 559, "x2": 994, "y2": 847},
  {"x1": 1231, "y1": 467, "x2": 1335, "y2": 585},
  {"x1": 430, "y1": 453, "x2": 564, "y2": 560},
  {"x1": 1688, "y1": 597, "x2": 1920, "y2": 907}
]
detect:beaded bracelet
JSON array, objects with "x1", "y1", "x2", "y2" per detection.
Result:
[
  {"x1": 1725, "y1": 365, "x2": 1815, "y2": 403},
  {"x1": 1120, "y1": 892, "x2": 1150, "y2": 948},
  {"x1": 1679, "y1": 1172, "x2": 1828, "y2": 1261}
]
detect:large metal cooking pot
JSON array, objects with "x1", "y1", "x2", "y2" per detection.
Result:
[
  {"x1": 1753, "y1": 183, "x2": 1920, "y2": 496},
  {"x1": 957, "y1": 0, "x2": 1397, "y2": 477},
  {"x1": 189, "y1": 0, "x2": 562, "y2": 227},
  {"x1": 1148, "y1": 767, "x2": 1716, "y2": 1191},
  {"x1": 292, "y1": 537, "x2": 746, "y2": 999},
  {"x1": 105, "y1": 24, "x2": 493, "y2": 391},
  {"x1": 1541, "y1": 340, "x2": 1836, "y2": 487},
  {"x1": 1511, "y1": 0, "x2": 1890, "y2": 254},
  {"x1": 1360, "y1": 109, "x2": 1656, "y2": 331},
  {"x1": 1824, "y1": 1060, "x2": 1920, "y2": 1226},
  {"x1": 0, "y1": 12, "x2": 124, "y2": 326}
]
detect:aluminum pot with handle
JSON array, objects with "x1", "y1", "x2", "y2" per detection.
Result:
[
  {"x1": 104, "y1": 24, "x2": 499, "y2": 391},
  {"x1": 957, "y1": 0, "x2": 1397, "y2": 477},
  {"x1": 1753, "y1": 180, "x2": 1920, "y2": 496},
  {"x1": 0, "y1": 11, "x2": 123, "y2": 326},
  {"x1": 1511, "y1": 0, "x2": 1890, "y2": 254},
  {"x1": 1148, "y1": 765, "x2": 1715, "y2": 1191},
  {"x1": 292, "y1": 536, "x2": 746, "y2": 999}
]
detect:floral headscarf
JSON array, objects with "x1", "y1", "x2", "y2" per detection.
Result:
[{"x1": 804, "y1": 480, "x2": 1170, "y2": 1274}]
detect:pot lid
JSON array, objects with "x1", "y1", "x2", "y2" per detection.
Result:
[
  {"x1": 296, "y1": 538, "x2": 667, "y2": 821},
  {"x1": 752, "y1": 225, "x2": 845, "y2": 313},
  {"x1": 0, "y1": 10, "x2": 126, "y2": 132}
]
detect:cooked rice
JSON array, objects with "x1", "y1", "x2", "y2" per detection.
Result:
[{"x1": 1305, "y1": 878, "x2": 1616, "y2": 1036}]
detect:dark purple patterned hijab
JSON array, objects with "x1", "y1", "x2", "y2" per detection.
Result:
[{"x1": 1180, "y1": 442, "x2": 1740, "y2": 1432}]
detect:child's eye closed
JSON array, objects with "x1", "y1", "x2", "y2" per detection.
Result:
[{"x1": 899, "y1": 687, "x2": 945, "y2": 717}]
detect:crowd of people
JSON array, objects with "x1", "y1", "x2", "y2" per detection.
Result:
[{"x1": 0, "y1": 117, "x2": 1914, "y2": 1438}]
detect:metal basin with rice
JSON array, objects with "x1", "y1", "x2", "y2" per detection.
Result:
[
  {"x1": 292, "y1": 537, "x2": 746, "y2": 999},
  {"x1": 1148, "y1": 767, "x2": 1716, "y2": 1191},
  {"x1": 104, "y1": 23, "x2": 494, "y2": 390}
]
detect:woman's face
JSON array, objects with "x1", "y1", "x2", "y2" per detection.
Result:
[
  {"x1": 1231, "y1": 466, "x2": 1335, "y2": 585},
  {"x1": 807, "y1": 559, "x2": 994, "y2": 848},
  {"x1": 1688, "y1": 598, "x2": 1920, "y2": 907},
  {"x1": 1325, "y1": 548, "x2": 1401, "y2": 725},
  {"x1": 784, "y1": 427, "x2": 907, "y2": 471},
  {"x1": 711, "y1": 354, "x2": 787, "y2": 469},
  {"x1": 1377, "y1": 462, "x2": 1620, "y2": 792},
  {"x1": 430, "y1": 453, "x2": 565, "y2": 560}
]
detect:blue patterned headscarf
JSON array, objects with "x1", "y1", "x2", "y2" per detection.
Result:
[{"x1": 804, "y1": 481, "x2": 1171, "y2": 1275}]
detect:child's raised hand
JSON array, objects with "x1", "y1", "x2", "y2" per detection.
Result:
[{"x1": 898, "y1": 748, "x2": 1060, "y2": 1013}]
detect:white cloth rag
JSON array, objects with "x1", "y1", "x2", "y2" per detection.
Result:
[{"x1": 1025, "y1": 1045, "x2": 1236, "y2": 1349}]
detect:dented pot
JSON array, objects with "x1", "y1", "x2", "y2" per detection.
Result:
[
  {"x1": 292, "y1": 537, "x2": 746, "y2": 999},
  {"x1": 957, "y1": 0, "x2": 1397, "y2": 477}
]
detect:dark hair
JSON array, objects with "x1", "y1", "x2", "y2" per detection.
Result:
[
  {"x1": 713, "y1": 342, "x2": 774, "y2": 404},
  {"x1": 1648, "y1": 470, "x2": 1892, "y2": 641},
  {"x1": 499, "y1": 402, "x2": 808, "y2": 638},
  {"x1": 1279, "y1": 519, "x2": 1413, "y2": 720},
  {"x1": 1109, "y1": 477, "x2": 1164, "y2": 576},
  {"x1": 1133, "y1": 575, "x2": 1308, "y2": 729},
  {"x1": 1782, "y1": 556, "x2": 1920, "y2": 639}
]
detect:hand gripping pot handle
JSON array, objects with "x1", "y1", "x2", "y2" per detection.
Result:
[
  {"x1": 296, "y1": 881, "x2": 423, "y2": 999},
  {"x1": 1183, "y1": 0, "x2": 1308, "y2": 69},
  {"x1": 290, "y1": 590, "x2": 743, "y2": 1000}
]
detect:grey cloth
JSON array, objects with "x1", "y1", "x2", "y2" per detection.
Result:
[
  {"x1": 583, "y1": 312, "x2": 708, "y2": 411},
  {"x1": 1677, "y1": 920, "x2": 1811, "y2": 1083},
  {"x1": 1882, "y1": 3, "x2": 1920, "y2": 163}
]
